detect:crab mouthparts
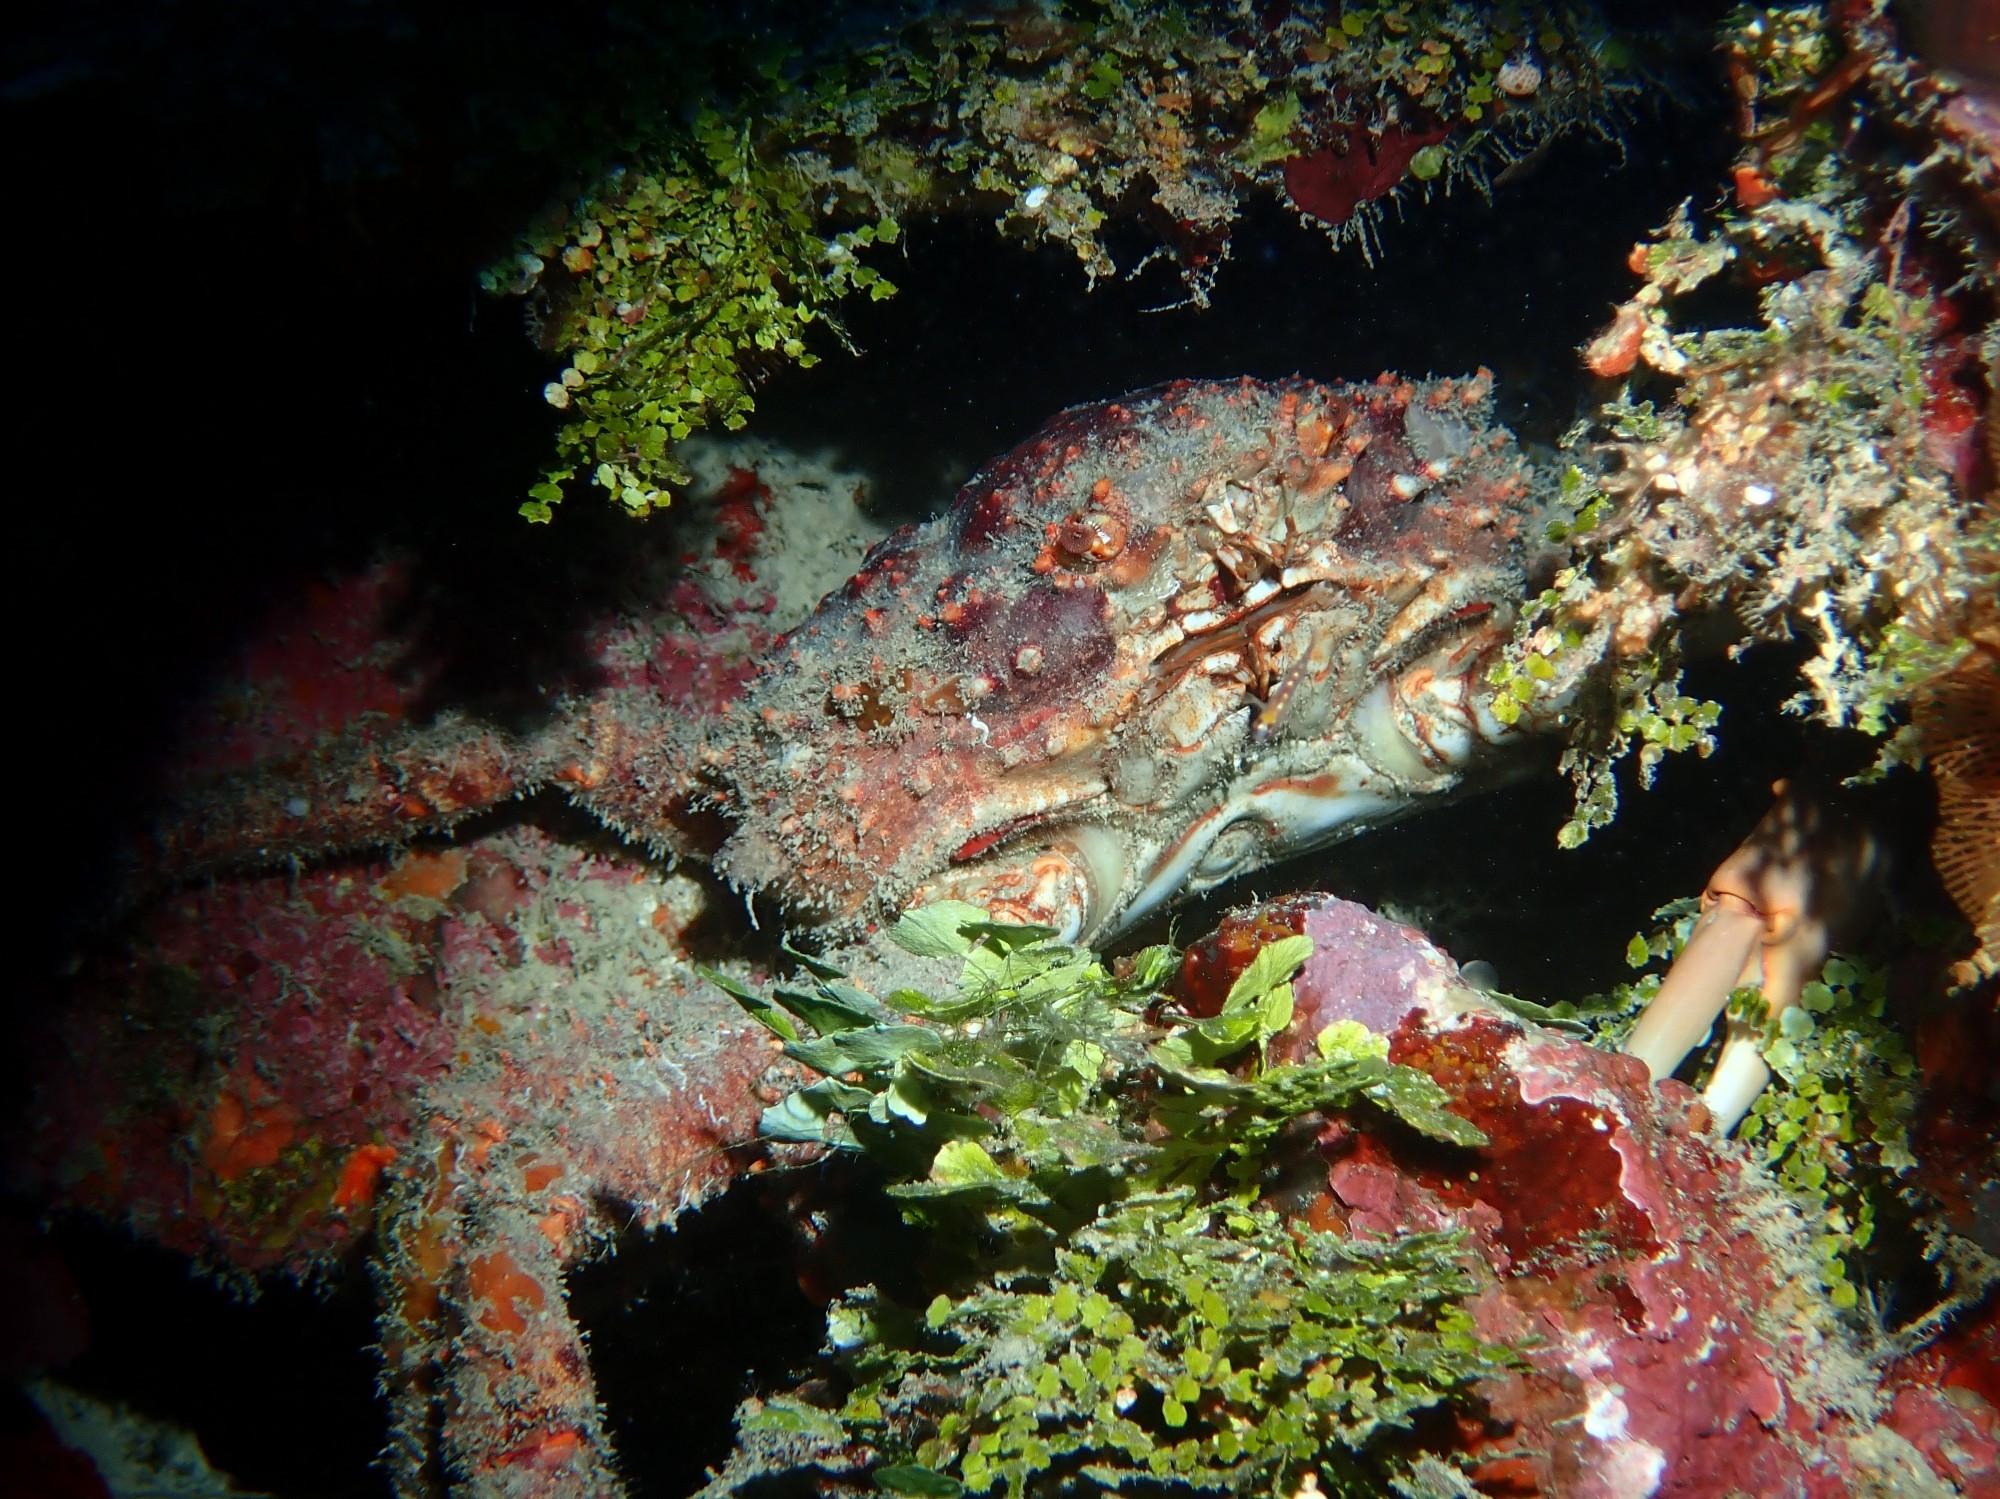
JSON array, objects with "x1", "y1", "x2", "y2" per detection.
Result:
[{"x1": 921, "y1": 625, "x2": 1518, "y2": 943}]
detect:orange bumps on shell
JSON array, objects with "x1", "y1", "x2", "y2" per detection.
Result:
[
  {"x1": 468, "y1": 1250, "x2": 547, "y2": 1337},
  {"x1": 1057, "y1": 510, "x2": 1128, "y2": 560},
  {"x1": 1296, "y1": 407, "x2": 1338, "y2": 459}
]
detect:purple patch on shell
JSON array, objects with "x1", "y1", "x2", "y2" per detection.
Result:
[{"x1": 1292, "y1": 899, "x2": 1465, "y2": 1037}]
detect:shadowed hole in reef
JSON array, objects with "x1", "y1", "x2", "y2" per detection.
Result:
[
  {"x1": 575, "y1": 1160, "x2": 927, "y2": 1499},
  {"x1": 20, "y1": 1216, "x2": 388, "y2": 1499},
  {"x1": 746, "y1": 71, "x2": 1737, "y2": 525}
]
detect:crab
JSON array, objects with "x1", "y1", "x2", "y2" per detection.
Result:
[
  {"x1": 704, "y1": 373, "x2": 1541, "y2": 941},
  {"x1": 143, "y1": 372, "x2": 1551, "y2": 950},
  {"x1": 23, "y1": 370, "x2": 1634, "y2": 1496},
  {"x1": 22, "y1": 346, "x2": 1990, "y2": 1499}
]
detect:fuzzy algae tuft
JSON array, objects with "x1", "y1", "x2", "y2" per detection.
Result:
[
  {"x1": 706, "y1": 904, "x2": 1515, "y2": 1499},
  {"x1": 1511, "y1": 156, "x2": 1993, "y2": 842},
  {"x1": 488, "y1": 111, "x2": 900, "y2": 522}
]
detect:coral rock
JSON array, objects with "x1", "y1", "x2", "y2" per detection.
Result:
[{"x1": 1195, "y1": 894, "x2": 1976, "y2": 1497}]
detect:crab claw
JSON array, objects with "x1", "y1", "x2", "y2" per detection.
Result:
[
  {"x1": 910, "y1": 824, "x2": 1129, "y2": 943},
  {"x1": 1623, "y1": 779, "x2": 1886, "y2": 1133}
]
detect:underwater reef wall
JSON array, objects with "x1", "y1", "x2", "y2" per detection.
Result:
[{"x1": 9, "y1": 3, "x2": 2000, "y2": 1497}]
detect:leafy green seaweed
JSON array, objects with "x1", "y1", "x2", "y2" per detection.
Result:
[{"x1": 715, "y1": 904, "x2": 1511, "y2": 1498}]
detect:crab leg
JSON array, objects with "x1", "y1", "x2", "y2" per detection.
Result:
[
  {"x1": 1622, "y1": 897, "x2": 1766, "y2": 1092},
  {"x1": 384, "y1": 1172, "x2": 624, "y2": 1497},
  {"x1": 1622, "y1": 780, "x2": 1885, "y2": 1132}
]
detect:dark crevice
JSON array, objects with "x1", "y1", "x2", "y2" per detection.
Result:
[
  {"x1": 7, "y1": 1213, "x2": 389, "y2": 1499},
  {"x1": 573, "y1": 1161, "x2": 923, "y2": 1499}
]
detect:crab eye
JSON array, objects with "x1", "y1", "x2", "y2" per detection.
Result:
[
  {"x1": 1191, "y1": 819, "x2": 1267, "y2": 884},
  {"x1": 1352, "y1": 678, "x2": 1439, "y2": 781}
]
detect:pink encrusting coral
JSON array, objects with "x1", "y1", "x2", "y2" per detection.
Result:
[
  {"x1": 14, "y1": 821, "x2": 792, "y2": 1496},
  {"x1": 177, "y1": 562, "x2": 440, "y2": 777},
  {"x1": 12, "y1": 449, "x2": 898, "y2": 1494},
  {"x1": 20, "y1": 850, "x2": 461, "y2": 1273},
  {"x1": 139, "y1": 452, "x2": 876, "y2": 888},
  {"x1": 352, "y1": 827, "x2": 792, "y2": 1497},
  {"x1": 1181, "y1": 895, "x2": 1996, "y2": 1497},
  {"x1": 365, "y1": 840, "x2": 791, "y2": 1492},
  {"x1": 170, "y1": 465, "x2": 806, "y2": 785},
  {"x1": 1882, "y1": 1303, "x2": 2000, "y2": 1494}
]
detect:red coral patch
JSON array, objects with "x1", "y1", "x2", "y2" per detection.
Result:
[
  {"x1": 1387, "y1": 1017, "x2": 1661, "y2": 1266},
  {"x1": 1282, "y1": 121, "x2": 1454, "y2": 227}
]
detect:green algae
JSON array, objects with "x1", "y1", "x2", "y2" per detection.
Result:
[
  {"x1": 484, "y1": 1, "x2": 1653, "y2": 519},
  {"x1": 709, "y1": 906, "x2": 1513, "y2": 1498}
]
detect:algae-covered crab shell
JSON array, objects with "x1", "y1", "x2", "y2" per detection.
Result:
[{"x1": 712, "y1": 374, "x2": 1537, "y2": 940}]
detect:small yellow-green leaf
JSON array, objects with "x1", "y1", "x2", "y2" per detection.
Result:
[
  {"x1": 929, "y1": 1139, "x2": 1007, "y2": 1188},
  {"x1": 1222, "y1": 934, "x2": 1315, "y2": 1013},
  {"x1": 891, "y1": 901, "x2": 990, "y2": 958},
  {"x1": 876, "y1": 1465, "x2": 964, "y2": 1499},
  {"x1": 1316, "y1": 1019, "x2": 1389, "y2": 1064}
]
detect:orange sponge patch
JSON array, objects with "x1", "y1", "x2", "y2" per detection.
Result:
[
  {"x1": 468, "y1": 1251, "x2": 545, "y2": 1337},
  {"x1": 332, "y1": 1143, "x2": 398, "y2": 1211},
  {"x1": 201, "y1": 1086, "x2": 298, "y2": 1182},
  {"x1": 380, "y1": 849, "x2": 470, "y2": 902},
  {"x1": 521, "y1": 1159, "x2": 565, "y2": 1192}
]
